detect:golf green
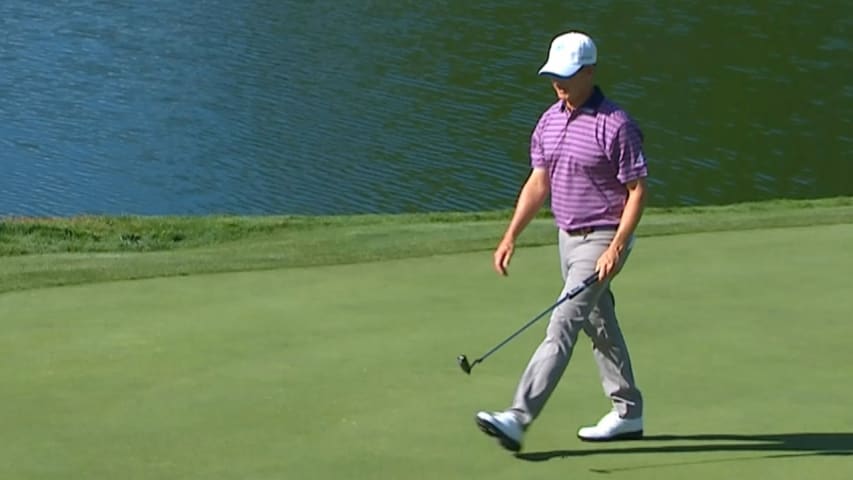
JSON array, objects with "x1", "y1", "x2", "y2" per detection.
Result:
[{"x1": 2, "y1": 224, "x2": 851, "y2": 479}]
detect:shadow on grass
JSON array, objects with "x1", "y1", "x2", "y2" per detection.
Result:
[{"x1": 516, "y1": 433, "x2": 853, "y2": 472}]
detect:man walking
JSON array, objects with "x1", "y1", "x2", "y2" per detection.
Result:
[{"x1": 475, "y1": 31, "x2": 648, "y2": 452}]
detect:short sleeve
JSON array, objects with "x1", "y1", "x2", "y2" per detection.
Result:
[
  {"x1": 608, "y1": 120, "x2": 648, "y2": 184},
  {"x1": 530, "y1": 118, "x2": 547, "y2": 169}
]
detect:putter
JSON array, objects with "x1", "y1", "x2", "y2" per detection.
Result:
[{"x1": 457, "y1": 271, "x2": 600, "y2": 375}]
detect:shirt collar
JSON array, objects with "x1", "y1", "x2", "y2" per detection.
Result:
[{"x1": 561, "y1": 86, "x2": 605, "y2": 114}]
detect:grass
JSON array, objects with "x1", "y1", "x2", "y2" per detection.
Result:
[
  {"x1": 1, "y1": 196, "x2": 852, "y2": 293},
  {"x1": 1, "y1": 221, "x2": 852, "y2": 479}
]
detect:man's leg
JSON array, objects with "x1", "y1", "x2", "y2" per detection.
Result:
[
  {"x1": 584, "y1": 287, "x2": 643, "y2": 418},
  {"x1": 576, "y1": 230, "x2": 644, "y2": 440},
  {"x1": 507, "y1": 231, "x2": 607, "y2": 427}
]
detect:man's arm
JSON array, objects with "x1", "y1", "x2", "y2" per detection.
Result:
[
  {"x1": 493, "y1": 168, "x2": 550, "y2": 276},
  {"x1": 596, "y1": 177, "x2": 646, "y2": 280},
  {"x1": 611, "y1": 177, "x2": 646, "y2": 253},
  {"x1": 503, "y1": 168, "x2": 550, "y2": 242}
]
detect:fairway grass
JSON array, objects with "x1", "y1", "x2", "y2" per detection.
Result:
[{"x1": 1, "y1": 223, "x2": 852, "y2": 479}]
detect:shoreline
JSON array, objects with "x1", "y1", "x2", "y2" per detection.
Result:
[{"x1": 1, "y1": 195, "x2": 851, "y2": 293}]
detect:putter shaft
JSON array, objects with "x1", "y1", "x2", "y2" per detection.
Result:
[{"x1": 458, "y1": 272, "x2": 599, "y2": 374}]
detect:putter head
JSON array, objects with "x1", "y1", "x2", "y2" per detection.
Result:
[{"x1": 457, "y1": 354, "x2": 472, "y2": 375}]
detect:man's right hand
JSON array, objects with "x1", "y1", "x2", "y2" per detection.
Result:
[
  {"x1": 492, "y1": 167, "x2": 550, "y2": 277},
  {"x1": 493, "y1": 237, "x2": 515, "y2": 276}
]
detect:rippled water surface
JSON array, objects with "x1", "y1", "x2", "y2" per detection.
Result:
[{"x1": 1, "y1": 1, "x2": 851, "y2": 215}]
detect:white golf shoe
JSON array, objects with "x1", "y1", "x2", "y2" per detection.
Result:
[
  {"x1": 577, "y1": 411, "x2": 643, "y2": 442},
  {"x1": 475, "y1": 411, "x2": 523, "y2": 452}
]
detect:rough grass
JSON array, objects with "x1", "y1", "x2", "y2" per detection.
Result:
[
  {"x1": 2, "y1": 196, "x2": 851, "y2": 256},
  {"x1": 1, "y1": 196, "x2": 851, "y2": 294}
]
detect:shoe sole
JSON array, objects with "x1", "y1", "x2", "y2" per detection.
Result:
[
  {"x1": 578, "y1": 429, "x2": 644, "y2": 442},
  {"x1": 475, "y1": 416, "x2": 522, "y2": 452}
]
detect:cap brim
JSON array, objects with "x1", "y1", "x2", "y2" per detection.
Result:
[{"x1": 537, "y1": 62, "x2": 583, "y2": 79}]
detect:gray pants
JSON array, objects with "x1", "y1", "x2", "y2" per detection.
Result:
[{"x1": 510, "y1": 228, "x2": 643, "y2": 427}]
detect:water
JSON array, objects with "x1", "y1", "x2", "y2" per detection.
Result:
[{"x1": 1, "y1": 0, "x2": 851, "y2": 216}]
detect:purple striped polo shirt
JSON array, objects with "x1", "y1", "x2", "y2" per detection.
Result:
[{"x1": 530, "y1": 86, "x2": 648, "y2": 231}]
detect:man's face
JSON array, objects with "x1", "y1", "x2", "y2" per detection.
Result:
[{"x1": 550, "y1": 66, "x2": 594, "y2": 104}]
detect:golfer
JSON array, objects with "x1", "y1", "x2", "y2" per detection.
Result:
[{"x1": 475, "y1": 31, "x2": 648, "y2": 452}]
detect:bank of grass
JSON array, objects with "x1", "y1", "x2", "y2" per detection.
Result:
[{"x1": 1, "y1": 196, "x2": 851, "y2": 293}]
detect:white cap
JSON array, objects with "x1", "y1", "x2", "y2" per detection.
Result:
[{"x1": 538, "y1": 32, "x2": 597, "y2": 78}]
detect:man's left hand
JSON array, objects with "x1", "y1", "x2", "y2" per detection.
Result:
[{"x1": 595, "y1": 247, "x2": 621, "y2": 281}]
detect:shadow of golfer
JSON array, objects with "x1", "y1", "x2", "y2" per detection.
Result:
[{"x1": 515, "y1": 432, "x2": 853, "y2": 463}]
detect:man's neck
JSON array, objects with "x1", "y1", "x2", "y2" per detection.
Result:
[{"x1": 564, "y1": 85, "x2": 595, "y2": 112}]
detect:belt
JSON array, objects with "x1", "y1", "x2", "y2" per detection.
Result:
[{"x1": 564, "y1": 225, "x2": 618, "y2": 237}]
